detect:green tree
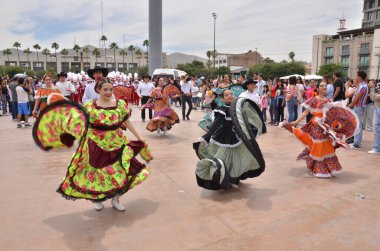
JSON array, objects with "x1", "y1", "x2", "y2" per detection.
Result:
[
  {"x1": 82, "y1": 47, "x2": 90, "y2": 63},
  {"x1": 41, "y1": 48, "x2": 51, "y2": 70},
  {"x1": 100, "y1": 35, "x2": 107, "y2": 64},
  {"x1": 92, "y1": 48, "x2": 101, "y2": 63},
  {"x1": 289, "y1": 51, "x2": 295, "y2": 62},
  {"x1": 51, "y1": 42, "x2": 59, "y2": 67},
  {"x1": 248, "y1": 61, "x2": 305, "y2": 80},
  {"x1": 206, "y1": 50, "x2": 212, "y2": 68},
  {"x1": 13, "y1": 41, "x2": 21, "y2": 66},
  {"x1": 119, "y1": 49, "x2": 127, "y2": 64},
  {"x1": 135, "y1": 49, "x2": 143, "y2": 67},
  {"x1": 23, "y1": 48, "x2": 32, "y2": 69},
  {"x1": 73, "y1": 44, "x2": 81, "y2": 60},
  {"x1": 60, "y1": 49, "x2": 69, "y2": 62},
  {"x1": 128, "y1": 45, "x2": 135, "y2": 63},
  {"x1": 33, "y1": 44, "x2": 41, "y2": 63},
  {"x1": 317, "y1": 63, "x2": 345, "y2": 77},
  {"x1": 109, "y1": 42, "x2": 119, "y2": 64},
  {"x1": 214, "y1": 66, "x2": 231, "y2": 76},
  {"x1": 143, "y1": 39, "x2": 149, "y2": 64},
  {"x1": 2, "y1": 49, "x2": 12, "y2": 62}
]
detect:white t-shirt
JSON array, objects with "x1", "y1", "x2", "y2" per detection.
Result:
[
  {"x1": 192, "y1": 86, "x2": 199, "y2": 98},
  {"x1": 16, "y1": 86, "x2": 29, "y2": 103},
  {"x1": 296, "y1": 84, "x2": 305, "y2": 101},
  {"x1": 137, "y1": 82, "x2": 155, "y2": 97},
  {"x1": 56, "y1": 81, "x2": 75, "y2": 97},
  {"x1": 239, "y1": 90, "x2": 260, "y2": 106}
]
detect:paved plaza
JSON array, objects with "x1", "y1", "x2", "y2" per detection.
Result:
[{"x1": 1, "y1": 107, "x2": 379, "y2": 251}]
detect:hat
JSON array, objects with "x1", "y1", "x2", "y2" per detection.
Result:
[
  {"x1": 242, "y1": 78, "x2": 258, "y2": 90},
  {"x1": 87, "y1": 66, "x2": 108, "y2": 80},
  {"x1": 142, "y1": 75, "x2": 152, "y2": 80},
  {"x1": 57, "y1": 72, "x2": 68, "y2": 78}
]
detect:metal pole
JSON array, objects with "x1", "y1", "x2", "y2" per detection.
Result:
[
  {"x1": 149, "y1": 0, "x2": 163, "y2": 75},
  {"x1": 213, "y1": 15, "x2": 216, "y2": 68}
]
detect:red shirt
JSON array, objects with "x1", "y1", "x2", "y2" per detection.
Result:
[{"x1": 270, "y1": 85, "x2": 277, "y2": 98}]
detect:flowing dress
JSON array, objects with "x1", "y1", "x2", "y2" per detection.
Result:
[
  {"x1": 194, "y1": 105, "x2": 264, "y2": 189},
  {"x1": 283, "y1": 97, "x2": 359, "y2": 178},
  {"x1": 144, "y1": 88, "x2": 180, "y2": 132},
  {"x1": 33, "y1": 99, "x2": 152, "y2": 201}
]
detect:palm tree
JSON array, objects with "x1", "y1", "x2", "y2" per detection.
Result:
[
  {"x1": 2, "y1": 49, "x2": 12, "y2": 62},
  {"x1": 135, "y1": 49, "x2": 143, "y2": 67},
  {"x1": 92, "y1": 48, "x2": 101, "y2": 64},
  {"x1": 73, "y1": 44, "x2": 81, "y2": 60},
  {"x1": 119, "y1": 49, "x2": 127, "y2": 64},
  {"x1": 33, "y1": 44, "x2": 41, "y2": 63},
  {"x1": 51, "y1": 42, "x2": 59, "y2": 67},
  {"x1": 13, "y1": 41, "x2": 21, "y2": 66},
  {"x1": 109, "y1": 42, "x2": 119, "y2": 64},
  {"x1": 60, "y1": 49, "x2": 69, "y2": 62},
  {"x1": 289, "y1": 51, "x2": 295, "y2": 62},
  {"x1": 206, "y1": 50, "x2": 212, "y2": 68},
  {"x1": 41, "y1": 48, "x2": 51, "y2": 70},
  {"x1": 23, "y1": 48, "x2": 32, "y2": 69},
  {"x1": 82, "y1": 47, "x2": 90, "y2": 62},
  {"x1": 100, "y1": 35, "x2": 107, "y2": 64},
  {"x1": 212, "y1": 50, "x2": 218, "y2": 68},
  {"x1": 128, "y1": 45, "x2": 135, "y2": 64},
  {"x1": 143, "y1": 39, "x2": 149, "y2": 64}
]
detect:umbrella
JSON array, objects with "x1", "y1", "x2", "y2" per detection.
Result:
[
  {"x1": 304, "y1": 74, "x2": 323, "y2": 80},
  {"x1": 280, "y1": 74, "x2": 304, "y2": 80}
]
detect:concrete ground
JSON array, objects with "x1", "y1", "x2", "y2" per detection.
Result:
[{"x1": 0, "y1": 106, "x2": 379, "y2": 251}]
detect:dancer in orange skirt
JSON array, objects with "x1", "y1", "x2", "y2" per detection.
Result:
[{"x1": 281, "y1": 82, "x2": 359, "y2": 178}]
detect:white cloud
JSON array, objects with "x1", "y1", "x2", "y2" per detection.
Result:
[{"x1": 0, "y1": 0, "x2": 364, "y2": 62}]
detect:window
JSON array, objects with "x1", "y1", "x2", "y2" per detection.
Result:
[
  {"x1": 36, "y1": 63, "x2": 43, "y2": 67},
  {"x1": 360, "y1": 43, "x2": 370, "y2": 54},
  {"x1": 341, "y1": 56, "x2": 350, "y2": 66},
  {"x1": 325, "y1": 58, "x2": 333, "y2": 64},
  {"x1": 359, "y1": 55, "x2": 369, "y2": 66},
  {"x1": 342, "y1": 45, "x2": 350, "y2": 55},
  {"x1": 325, "y1": 47, "x2": 333, "y2": 57}
]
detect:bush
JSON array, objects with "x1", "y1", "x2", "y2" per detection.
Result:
[{"x1": 0, "y1": 65, "x2": 25, "y2": 78}]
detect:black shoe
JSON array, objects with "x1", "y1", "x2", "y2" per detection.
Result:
[
  {"x1": 17, "y1": 123, "x2": 22, "y2": 128},
  {"x1": 182, "y1": 117, "x2": 186, "y2": 121},
  {"x1": 186, "y1": 115, "x2": 190, "y2": 120}
]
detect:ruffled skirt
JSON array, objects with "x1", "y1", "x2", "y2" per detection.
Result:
[{"x1": 146, "y1": 108, "x2": 179, "y2": 132}]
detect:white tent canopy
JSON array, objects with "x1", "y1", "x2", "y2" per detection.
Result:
[
  {"x1": 279, "y1": 74, "x2": 304, "y2": 80},
  {"x1": 304, "y1": 74, "x2": 323, "y2": 80}
]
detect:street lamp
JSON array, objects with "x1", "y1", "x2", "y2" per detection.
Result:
[{"x1": 212, "y1": 12, "x2": 217, "y2": 68}]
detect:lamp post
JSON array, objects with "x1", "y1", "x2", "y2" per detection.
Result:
[{"x1": 212, "y1": 12, "x2": 217, "y2": 68}]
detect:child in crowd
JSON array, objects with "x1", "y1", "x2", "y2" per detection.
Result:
[
  {"x1": 15, "y1": 78, "x2": 31, "y2": 128},
  {"x1": 261, "y1": 85, "x2": 269, "y2": 122}
]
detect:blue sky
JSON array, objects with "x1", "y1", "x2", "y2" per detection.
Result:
[{"x1": 0, "y1": 0, "x2": 364, "y2": 62}]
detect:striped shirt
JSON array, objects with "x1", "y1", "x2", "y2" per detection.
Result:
[{"x1": 354, "y1": 82, "x2": 368, "y2": 108}]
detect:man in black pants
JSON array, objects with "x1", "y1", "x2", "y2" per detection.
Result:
[
  {"x1": 137, "y1": 75, "x2": 155, "y2": 122},
  {"x1": 181, "y1": 77, "x2": 193, "y2": 120}
]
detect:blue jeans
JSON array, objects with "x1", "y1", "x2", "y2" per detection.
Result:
[
  {"x1": 354, "y1": 106, "x2": 365, "y2": 146},
  {"x1": 1, "y1": 94, "x2": 7, "y2": 114},
  {"x1": 11, "y1": 101, "x2": 18, "y2": 120},
  {"x1": 373, "y1": 107, "x2": 380, "y2": 152},
  {"x1": 287, "y1": 98, "x2": 298, "y2": 122},
  {"x1": 269, "y1": 97, "x2": 276, "y2": 122},
  {"x1": 262, "y1": 108, "x2": 267, "y2": 122}
]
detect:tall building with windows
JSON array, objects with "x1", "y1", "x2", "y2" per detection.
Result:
[{"x1": 312, "y1": 0, "x2": 380, "y2": 80}]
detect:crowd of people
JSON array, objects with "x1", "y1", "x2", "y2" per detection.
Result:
[{"x1": 0, "y1": 66, "x2": 379, "y2": 211}]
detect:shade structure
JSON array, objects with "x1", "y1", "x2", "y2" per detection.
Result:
[
  {"x1": 279, "y1": 74, "x2": 304, "y2": 80},
  {"x1": 305, "y1": 74, "x2": 323, "y2": 80}
]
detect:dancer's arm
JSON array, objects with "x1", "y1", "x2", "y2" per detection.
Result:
[
  {"x1": 124, "y1": 120, "x2": 143, "y2": 141},
  {"x1": 290, "y1": 109, "x2": 309, "y2": 127}
]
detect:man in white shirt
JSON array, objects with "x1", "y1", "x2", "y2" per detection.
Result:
[
  {"x1": 56, "y1": 72, "x2": 75, "y2": 99},
  {"x1": 181, "y1": 76, "x2": 194, "y2": 120},
  {"x1": 137, "y1": 75, "x2": 155, "y2": 122},
  {"x1": 82, "y1": 66, "x2": 109, "y2": 104},
  {"x1": 256, "y1": 73, "x2": 266, "y2": 96},
  {"x1": 239, "y1": 79, "x2": 261, "y2": 106}
]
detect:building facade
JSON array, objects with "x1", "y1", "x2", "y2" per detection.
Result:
[
  {"x1": 312, "y1": 0, "x2": 380, "y2": 80},
  {"x1": 215, "y1": 50, "x2": 263, "y2": 69},
  {"x1": 0, "y1": 45, "x2": 162, "y2": 73}
]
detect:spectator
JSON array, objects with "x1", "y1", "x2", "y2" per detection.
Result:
[
  {"x1": 367, "y1": 81, "x2": 380, "y2": 154},
  {"x1": 15, "y1": 78, "x2": 31, "y2": 128},
  {"x1": 261, "y1": 85, "x2": 269, "y2": 123},
  {"x1": 332, "y1": 72, "x2": 345, "y2": 101},
  {"x1": 269, "y1": 79, "x2": 277, "y2": 124},
  {"x1": 1, "y1": 78, "x2": 10, "y2": 115},
  {"x1": 256, "y1": 73, "x2": 266, "y2": 96},
  {"x1": 286, "y1": 76, "x2": 298, "y2": 122},
  {"x1": 192, "y1": 81, "x2": 199, "y2": 110},
  {"x1": 348, "y1": 71, "x2": 368, "y2": 149},
  {"x1": 274, "y1": 80, "x2": 285, "y2": 125},
  {"x1": 9, "y1": 78, "x2": 19, "y2": 120},
  {"x1": 363, "y1": 81, "x2": 374, "y2": 131},
  {"x1": 296, "y1": 77, "x2": 305, "y2": 119},
  {"x1": 325, "y1": 75, "x2": 334, "y2": 100}
]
